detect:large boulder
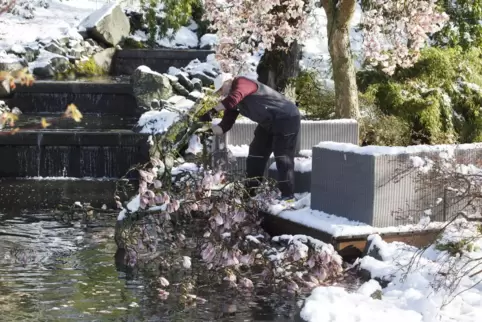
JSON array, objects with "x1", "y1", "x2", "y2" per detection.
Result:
[
  {"x1": 92, "y1": 48, "x2": 116, "y2": 72},
  {"x1": 78, "y1": 3, "x2": 130, "y2": 47},
  {"x1": 131, "y1": 65, "x2": 173, "y2": 110}
]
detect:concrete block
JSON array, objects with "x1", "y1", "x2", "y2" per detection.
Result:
[{"x1": 311, "y1": 143, "x2": 482, "y2": 227}]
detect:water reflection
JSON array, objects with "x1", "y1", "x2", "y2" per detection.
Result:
[{"x1": 0, "y1": 213, "x2": 307, "y2": 321}]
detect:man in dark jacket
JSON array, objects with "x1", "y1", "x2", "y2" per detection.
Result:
[{"x1": 199, "y1": 73, "x2": 301, "y2": 201}]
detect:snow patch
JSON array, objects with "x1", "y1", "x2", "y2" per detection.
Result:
[
  {"x1": 269, "y1": 157, "x2": 312, "y2": 173},
  {"x1": 185, "y1": 134, "x2": 203, "y2": 155},
  {"x1": 137, "y1": 110, "x2": 180, "y2": 135},
  {"x1": 200, "y1": 33, "x2": 218, "y2": 48},
  {"x1": 157, "y1": 26, "x2": 199, "y2": 48},
  {"x1": 301, "y1": 286, "x2": 422, "y2": 322},
  {"x1": 78, "y1": 2, "x2": 117, "y2": 30},
  {"x1": 268, "y1": 193, "x2": 445, "y2": 237},
  {"x1": 316, "y1": 142, "x2": 482, "y2": 156}
]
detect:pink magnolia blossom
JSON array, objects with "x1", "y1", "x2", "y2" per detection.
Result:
[{"x1": 204, "y1": 0, "x2": 448, "y2": 75}]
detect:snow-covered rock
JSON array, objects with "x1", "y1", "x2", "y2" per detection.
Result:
[
  {"x1": 43, "y1": 42, "x2": 66, "y2": 56},
  {"x1": 0, "y1": 51, "x2": 28, "y2": 72},
  {"x1": 131, "y1": 65, "x2": 173, "y2": 110},
  {"x1": 199, "y1": 33, "x2": 218, "y2": 50},
  {"x1": 30, "y1": 50, "x2": 69, "y2": 78},
  {"x1": 78, "y1": 3, "x2": 130, "y2": 47}
]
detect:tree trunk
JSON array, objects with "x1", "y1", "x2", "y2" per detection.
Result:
[
  {"x1": 257, "y1": 40, "x2": 302, "y2": 92},
  {"x1": 322, "y1": 0, "x2": 360, "y2": 119}
]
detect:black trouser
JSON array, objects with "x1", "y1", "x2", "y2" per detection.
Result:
[{"x1": 245, "y1": 115, "x2": 301, "y2": 198}]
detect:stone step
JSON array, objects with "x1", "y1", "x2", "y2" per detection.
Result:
[
  {"x1": 112, "y1": 49, "x2": 214, "y2": 76},
  {"x1": 0, "y1": 177, "x2": 138, "y2": 212},
  {"x1": 4, "y1": 80, "x2": 139, "y2": 116},
  {"x1": 0, "y1": 130, "x2": 149, "y2": 178},
  {"x1": 13, "y1": 113, "x2": 138, "y2": 130}
]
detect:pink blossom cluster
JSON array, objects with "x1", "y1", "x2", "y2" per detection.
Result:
[
  {"x1": 262, "y1": 235, "x2": 344, "y2": 292},
  {"x1": 203, "y1": 0, "x2": 310, "y2": 73},
  {"x1": 362, "y1": 0, "x2": 449, "y2": 75},
  {"x1": 119, "y1": 150, "x2": 343, "y2": 295}
]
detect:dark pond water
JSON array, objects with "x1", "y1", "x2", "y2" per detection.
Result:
[{"x1": 1, "y1": 212, "x2": 355, "y2": 322}]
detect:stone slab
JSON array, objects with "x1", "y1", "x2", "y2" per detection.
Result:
[
  {"x1": 112, "y1": 49, "x2": 215, "y2": 76},
  {"x1": 5, "y1": 81, "x2": 138, "y2": 116}
]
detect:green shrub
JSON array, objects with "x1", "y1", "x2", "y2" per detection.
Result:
[
  {"x1": 357, "y1": 47, "x2": 482, "y2": 144},
  {"x1": 358, "y1": 93, "x2": 412, "y2": 146},
  {"x1": 288, "y1": 70, "x2": 336, "y2": 120},
  {"x1": 73, "y1": 58, "x2": 107, "y2": 77},
  {"x1": 55, "y1": 57, "x2": 107, "y2": 80},
  {"x1": 120, "y1": 37, "x2": 146, "y2": 49},
  {"x1": 140, "y1": 0, "x2": 200, "y2": 46}
]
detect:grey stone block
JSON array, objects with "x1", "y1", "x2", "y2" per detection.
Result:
[
  {"x1": 311, "y1": 144, "x2": 482, "y2": 227},
  {"x1": 224, "y1": 119, "x2": 359, "y2": 150},
  {"x1": 212, "y1": 120, "x2": 359, "y2": 180}
]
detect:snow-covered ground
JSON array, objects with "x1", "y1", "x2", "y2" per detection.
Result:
[
  {"x1": 0, "y1": 0, "x2": 106, "y2": 50},
  {"x1": 0, "y1": 0, "x2": 363, "y2": 82},
  {"x1": 302, "y1": 219, "x2": 482, "y2": 321}
]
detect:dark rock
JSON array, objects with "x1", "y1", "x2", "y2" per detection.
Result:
[
  {"x1": 203, "y1": 70, "x2": 218, "y2": 78},
  {"x1": 33, "y1": 56, "x2": 70, "y2": 78},
  {"x1": 191, "y1": 78, "x2": 203, "y2": 92},
  {"x1": 362, "y1": 235, "x2": 384, "y2": 261},
  {"x1": 24, "y1": 45, "x2": 40, "y2": 62},
  {"x1": 150, "y1": 99, "x2": 161, "y2": 109},
  {"x1": 44, "y1": 43, "x2": 66, "y2": 56},
  {"x1": 191, "y1": 72, "x2": 214, "y2": 87},
  {"x1": 126, "y1": 10, "x2": 143, "y2": 32},
  {"x1": 33, "y1": 65, "x2": 55, "y2": 78},
  {"x1": 172, "y1": 82, "x2": 190, "y2": 97},
  {"x1": 177, "y1": 73, "x2": 195, "y2": 91}
]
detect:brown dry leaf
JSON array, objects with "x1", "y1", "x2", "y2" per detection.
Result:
[
  {"x1": 64, "y1": 104, "x2": 83, "y2": 122},
  {"x1": 1, "y1": 112, "x2": 19, "y2": 127},
  {"x1": 41, "y1": 117, "x2": 51, "y2": 128}
]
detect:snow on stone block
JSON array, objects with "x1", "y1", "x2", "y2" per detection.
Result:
[
  {"x1": 200, "y1": 33, "x2": 218, "y2": 49},
  {"x1": 269, "y1": 157, "x2": 312, "y2": 173},
  {"x1": 268, "y1": 193, "x2": 445, "y2": 237},
  {"x1": 316, "y1": 141, "x2": 482, "y2": 156},
  {"x1": 157, "y1": 26, "x2": 199, "y2": 49},
  {"x1": 268, "y1": 158, "x2": 312, "y2": 193},
  {"x1": 311, "y1": 143, "x2": 482, "y2": 227},
  {"x1": 137, "y1": 110, "x2": 180, "y2": 135},
  {"x1": 300, "y1": 286, "x2": 423, "y2": 322},
  {"x1": 220, "y1": 120, "x2": 359, "y2": 150},
  {"x1": 78, "y1": 3, "x2": 130, "y2": 46}
]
